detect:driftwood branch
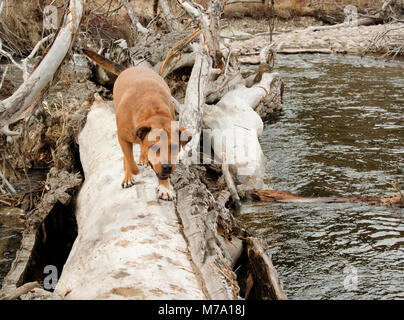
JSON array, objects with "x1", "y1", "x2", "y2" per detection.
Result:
[
  {"x1": 0, "y1": 170, "x2": 16, "y2": 194},
  {"x1": 245, "y1": 237, "x2": 287, "y2": 300},
  {"x1": 0, "y1": 65, "x2": 8, "y2": 91},
  {"x1": 159, "y1": 0, "x2": 185, "y2": 32},
  {"x1": 179, "y1": 43, "x2": 212, "y2": 164},
  {"x1": 158, "y1": 28, "x2": 201, "y2": 77},
  {"x1": 0, "y1": 40, "x2": 23, "y2": 72},
  {"x1": 178, "y1": 0, "x2": 225, "y2": 68},
  {"x1": 20, "y1": 33, "x2": 55, "y2": 81},
  {"x1": 295, "y1": 0, "x2": 397, "y2": 35},
  {"x1": 221, "y1": 153, "x2": 241, "y2": 209},
  {"x1": 1, "y1": 281, "x2": 41, "y2": 300},
  {"x1": 252, "y1": 183, "x2": 404, "y2": 207},
  {"x1": 0, "y1": 0, "x2": 85, "y2": 136}
]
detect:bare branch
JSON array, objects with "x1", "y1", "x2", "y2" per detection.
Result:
[
  {"x1": 0, "y1": 170, "x2": 16, "y2": 194},
  {"x1": 120, "y1": 0, "x2": 148, "y2": 46},
  {"x1": 179, "y1": 43, "x2": 212, "y2": 164},
  {"x1": 0, "y1": 40, "x2": 23, "y2": 71},
  {"x1": 221, "y1": 152, "x2": 241, "y2": 209},
  {"x1": 0, "y1": 65, "x2": 8, "y2": 91},
  {"x1": 159, "y1": 0, "x2": 185, "y2": 32},
  {"x1": 177, "y1": 0, "x2": 225, "y2": 68},
  {"x1": 159, "y1": 27, "x2": 201, "y2": 77},
  {"x1": 21, "y1": 33, "x2": 55, "y2": 81}
]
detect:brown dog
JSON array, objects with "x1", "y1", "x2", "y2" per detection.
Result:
[{"x1": 83, "y1": 49, "x2": 191, "y2": 200}]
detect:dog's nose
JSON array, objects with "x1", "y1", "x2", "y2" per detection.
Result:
[{"x1": 162, "y1": 164, "x2": 172, "y2": 174}]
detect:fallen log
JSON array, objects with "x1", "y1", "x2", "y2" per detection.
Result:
[
  {"x1": 245, "y1": 237, "x2": 287, "y2": 300},
  {"x1": 203, "y1": 72, "x2": 283, "y2": 190},
  {"x1": 53, "y1": 96, "x2": 207, "y2": 299},
  {"x1": 49, "y1": 94, "x2": 286, "y2": 300},
  {"x1": 251, "y1": 184, "x2": 404, "y2": 207},
  {"x1": 295, "y1": 17, "x2": 380, "y2": 33}
]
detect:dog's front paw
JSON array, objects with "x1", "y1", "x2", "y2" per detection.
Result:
[
  {"x1": 157, "y1": 184, "x2": 176, "y2": 201},
  {"x1": 139, "y1": 150, "x2": 148, "y2": 166},
  {"x1": 138, "y1": 158, "x2": 148, "y2": 166},
  {"x1": 121, "y1": 176, "x2": 136, "y2": 188}
]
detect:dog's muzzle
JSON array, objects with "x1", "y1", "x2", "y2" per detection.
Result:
[
  {"x1": 161, "y1": 163, "x2": 172, "y2": 175},
  {"x1": 149, "y1": 161, "x2": 171, "y2": 180}
]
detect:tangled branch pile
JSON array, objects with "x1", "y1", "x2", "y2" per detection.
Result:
[{"x1": 364, "y1": 22, "x2": 404, "y2": 57}]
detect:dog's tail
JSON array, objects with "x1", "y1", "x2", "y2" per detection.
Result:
[{"x1": 82, "y1": 48, "x2": 125, "y2": 76}]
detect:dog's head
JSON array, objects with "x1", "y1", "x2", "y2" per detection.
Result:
[{"x1": 134, "y1": 121, "x2": 192, "y2": 180}]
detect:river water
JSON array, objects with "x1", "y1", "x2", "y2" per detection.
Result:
[{"x1": 239, "y1": 54, "x2": 404, "y2": 299}]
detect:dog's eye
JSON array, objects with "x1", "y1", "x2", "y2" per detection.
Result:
[{"x1": 150, "y1": 144, "x2": 160, "y2": 153}]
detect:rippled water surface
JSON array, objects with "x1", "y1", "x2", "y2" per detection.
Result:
[{"x1": 239, "y1": 54, "x2": 404, "y2": 299}]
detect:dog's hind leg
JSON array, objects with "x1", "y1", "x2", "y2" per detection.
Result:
[{"x1": 118, "y1": 137, "x2": 139, "y2": 188}]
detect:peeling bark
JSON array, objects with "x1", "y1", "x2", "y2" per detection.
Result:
[{"x1": 172, "y1": 164, "x2": 241, "y2": 299}]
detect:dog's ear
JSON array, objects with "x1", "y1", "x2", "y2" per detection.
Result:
[
  {"x1": 178, "y1": 126, "x2": 192, "y2": 148},
  {"x1": 134, "y1": 124, "x2": 152, "y2": 142}
]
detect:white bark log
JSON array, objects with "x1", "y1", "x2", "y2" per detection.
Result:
[
  {"x1": 0, "y1": 0, "x2": 85, "y2": 136},
  {"x1": 203, "y1": 73, "x2": 281, "y2": 189},
  {"x1": 179, "y1": 44, "x2": 212, "y2": 165},
  {"x1": 54, "y1": 96, "x2": 206, "y2": 299},
  {"x1": 295, "y1": 17, "x2": 377, "y2": 33}
]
